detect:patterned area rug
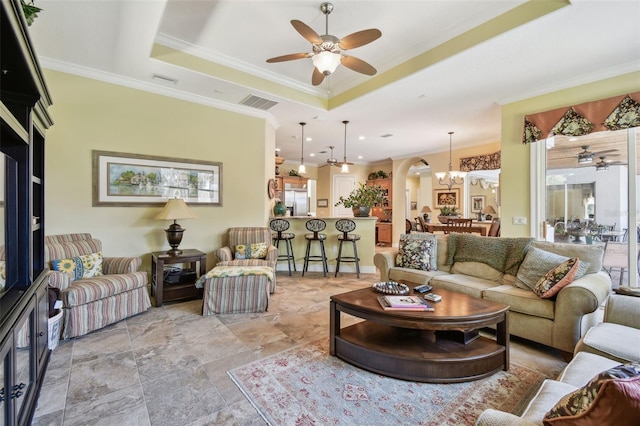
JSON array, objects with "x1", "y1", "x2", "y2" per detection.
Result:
[{"x1": 228, "y1": 338, "x2": 545, "y2": 425}]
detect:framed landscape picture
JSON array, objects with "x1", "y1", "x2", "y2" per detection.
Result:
[
  {"x1": 471, "y1": 195, "x2": 485, "y2": 212},
  {"x1": 434, "y1": 189, "x2": 460, "y2": 208},
  {"x1": 93, "y1": 150, "x2": 222, "y2": 206}
]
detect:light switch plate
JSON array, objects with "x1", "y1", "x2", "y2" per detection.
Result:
[{"x1": 513, "y1": 216, "x2": 527, "y2": 225}]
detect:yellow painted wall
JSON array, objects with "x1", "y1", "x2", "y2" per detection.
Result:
[
  {"x1": 44, "y1": 70, "x2": 274, "y2": 274},
  {"x1": 501, "y1": 71, "x2": 640, "y2": 236}
]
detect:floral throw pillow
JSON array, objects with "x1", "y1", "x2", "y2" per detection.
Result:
[
  {"x1": 250, "y1": 242, "x2": 268, "y2": 259},
  {"x1": 52, "y1": 252, "x2": 103, "y2": 281},
  {"x1": 544, "y1": 362, "x2": 640, "y2": 425},
  {"x1": 396, "y1": 238, "x2": 435, "y2": 271},
  {"x1": 534, "y1": 258, "x2": 581, "y2": 298},
  {"x1": 235, "y1": 244, "x2": 250, "y2": 259}
]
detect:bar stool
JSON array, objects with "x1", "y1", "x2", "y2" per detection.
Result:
[
  {"x1": 302, "y1": 219, "x2": 328, "y2": 277},
  {"x1": 269, "y1": 218, "x2": 296, "y2": 276},
  {"x1": 335, "y1": 219, "x2": 361, "y2": 278}
]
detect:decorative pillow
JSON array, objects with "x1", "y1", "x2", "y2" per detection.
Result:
[
  {"x1": 396, "y1": 237, "x2": 436, "y2": 271},
  {"x1": 235, "y1": 244, "x2": 249, "y2": 259},
  {"x1": 515, "y1": 247, "x2": 589, "y2": 291},
  {"x1": 543, "y1": 362, "x2": 640, "y2": 425},
  {"x1": 534, "y1": 258, "x2": 580, "y2": 298},
  {"x1": 51, "y1": 252, "x2": 103, "y2": 281},
  {"x1": 250, "y1": 242, "x2": 268, "y2": 259},
  {"x1": 398, "y1": 233, "x2": 438, "y2": 270}
]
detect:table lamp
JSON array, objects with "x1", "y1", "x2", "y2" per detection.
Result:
[
  {"x1": 483, "y1": 205, "x2": 497, "y2": 221},
  {"x1": 155, "y1": 198, "x2": 197, "y2": 255},
  {"x1": 421, "y1": 206, "x2": 432, "y2": 222}
]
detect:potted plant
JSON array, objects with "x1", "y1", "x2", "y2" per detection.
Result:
[
  {"x1": 335, "y1": 183, "x2": 386, "y2": 217},
  {"x1": 437, "y1": 205, "x2": 459, "y2": 224}
]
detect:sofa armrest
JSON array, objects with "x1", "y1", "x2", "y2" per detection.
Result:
[
  {"x1": 265, "y1": 245, "x2": 278, "y2": 262},
  {"x1": 215, "y1": 247, "x2": 233, "y2": 263},
  {"x1": 604, "y1": 293, "x2": 640, "y2": 329},
  {"x1": 552, "y1": 271, "x2": 611, "y2": 352},
  {"x1": 475, "y1": 409, "x2": 537, "y2": 426},
  {"x1": 46, "y1": 270, "x2": 71, "y2": 291},
  {"x1": 102, "y1": 257, "x2": 142, "y2": 274},
  {"x1": 373, "y1": 250, "x2": 399, "y2": 282}
]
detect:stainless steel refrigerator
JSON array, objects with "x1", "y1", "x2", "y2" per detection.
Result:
[{"x1": 285, "y1": 189, "x2": 309, "y2": 216}]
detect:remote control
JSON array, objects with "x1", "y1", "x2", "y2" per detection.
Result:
[
  {"x1": 413, "y1": 284, "x2": 432, "y2": 293},
  {"x1": 423, "y1": 293, "x2": 442, "y2": 302}
]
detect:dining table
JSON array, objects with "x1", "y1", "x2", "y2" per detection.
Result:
[{"x1": 424, "y1": 223, "x2": 487, "y2": 236}]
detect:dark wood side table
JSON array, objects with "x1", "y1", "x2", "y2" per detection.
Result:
[{"x1": 151, "y1": 249, "x2": 207, "y2": 307}]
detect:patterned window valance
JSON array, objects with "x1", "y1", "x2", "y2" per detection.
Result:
[
  {"x1": 460, "y1": 151, "x2": 501, "y2": 172},
  {"x1": 522, "y1": 91, "x2": 640, "y2": 144}
]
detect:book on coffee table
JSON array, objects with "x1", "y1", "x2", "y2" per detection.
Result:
[{"x1": 378, "y1": 296, "x2": 434, "y2": 311}]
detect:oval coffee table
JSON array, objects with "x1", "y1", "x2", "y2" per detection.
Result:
[{"x1": 329, "y1": 286, "x2": 509, "y2": 383}]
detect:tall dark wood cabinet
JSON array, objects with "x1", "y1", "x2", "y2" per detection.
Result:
[{"x1": 0, "y1": 1, "x2": 53, "y2": 424}]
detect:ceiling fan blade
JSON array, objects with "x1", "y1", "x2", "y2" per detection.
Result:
[
  {"x1": 266, "y1": 53, "x2": 310, "y2": 63},
  {"x1": 593, "y1": 149, "x2": 619, "y2": 156},
  {"x1": 341, "y1": 56, "x2": 377, "y2": 75},
  {"x1": 339, "y1": 29, "x2": 382, "y2": 50},
  {"x1": 312, "y1": 68, "x2": 326, "y2": 86},
  {"x1": 291, "y1": 20, "x2": 322, "y2": 44}
]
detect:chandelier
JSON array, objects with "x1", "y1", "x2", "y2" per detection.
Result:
[{"x1": 435, "y1": 131, "x2": 466, "y2": 190}]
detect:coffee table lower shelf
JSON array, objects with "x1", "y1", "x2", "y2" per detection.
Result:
[{"x1": 334, "y1": 321, "x2": 506, "y2": 383}]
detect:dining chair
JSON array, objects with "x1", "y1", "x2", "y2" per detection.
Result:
[
  {"x1": 443, "y1": 218, "x2": 473, "y2": 234},
  {"x1": 487, "y1": 218, "x2": 501, "y2": 237}
]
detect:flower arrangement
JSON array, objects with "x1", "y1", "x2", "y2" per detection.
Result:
[{"x1": 439, "y1": 206, "x2": 459, "y2": 216}]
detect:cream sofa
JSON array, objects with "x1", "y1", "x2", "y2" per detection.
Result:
[
  {"x1": 373, "y1": 234, "x2": 612, "y2": 354},
  {"x1": 475, "y1": 294, "x2": 640, "y2": 425}
]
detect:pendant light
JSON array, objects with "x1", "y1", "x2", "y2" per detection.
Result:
[
  {"x1": 435, "y1": 131, "x2": 466, "y2": 189},
  {"x1": 340, "y1": 120, "x2": 353, "y2": 173},
  {"x1": 298, "y1": 122, "x2": 306, "y2": 174}
]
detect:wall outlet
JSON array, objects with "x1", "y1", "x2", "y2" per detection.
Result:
[{"x1": 513, "y1": 216, "x2": 527, "y2": 225}]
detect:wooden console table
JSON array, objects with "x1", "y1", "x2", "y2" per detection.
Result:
[{"x1": 424, "y1": 223, "x2": 487, "y2": 236}]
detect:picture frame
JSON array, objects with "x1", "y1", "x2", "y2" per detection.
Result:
[
  {"x1": 410, "y1": 201, "x2": 417, "y2": 210},
  {"x1": 317, "y1": 199, "x2": 329, "y2": 208},
  {"x1": 92, "y1": 150, "x2": 222, "y2": 206},
  {"x1": 434, "y1": 189, "x2": 460, "y2": 209},
  {"x1": 471, "y1": 195, "x2": 485, "y2": 213}
]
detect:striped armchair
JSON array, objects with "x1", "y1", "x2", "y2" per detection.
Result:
[
  {"x1": 45, "y1": 233, "x2": 151, "y2": 339},
  {"x1": 214, "y1": 227, "x2": 277, "y2": 292}
]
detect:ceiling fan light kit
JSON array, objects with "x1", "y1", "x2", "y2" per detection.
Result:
[{"x1": 266, "y1": 2, "x2": 381, "y2": 86}]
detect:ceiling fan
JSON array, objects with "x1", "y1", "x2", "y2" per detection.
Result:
[
  {"x1": 591, "y1": 156, "x2": 628, "y2": 171},
  {"x1": 574, "y1": 145, "x2": 619, "y2": 164},
  {"x1": 266, "y1": 2, "x2": 382, "y2": 86},
  {"x1": 319, "y1": 146, "x2": 340, "y2": 167}
]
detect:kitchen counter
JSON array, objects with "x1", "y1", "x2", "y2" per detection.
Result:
[{"x1": 271, "y1": 216, "x2": 377, "y2": 274}]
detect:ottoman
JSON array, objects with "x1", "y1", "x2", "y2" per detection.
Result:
[{"x1": 201, "y1": 266, "x2": 272, "y2": 315}]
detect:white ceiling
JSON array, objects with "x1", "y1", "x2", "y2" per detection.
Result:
[{"x1": 27, "y1": 0, "x2": 640, "y2": 166}]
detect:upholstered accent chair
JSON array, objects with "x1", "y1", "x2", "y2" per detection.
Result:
[
  {"x1": 214, "y1": 227, "x2": 277, "y2": 292},
  {"x1": 45, "y1": 233, "x2": 151, "y2": 339}
]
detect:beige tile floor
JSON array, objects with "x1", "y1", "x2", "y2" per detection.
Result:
[{"x1": 32, "y1": 270, "x2": 569, "y2": 426}]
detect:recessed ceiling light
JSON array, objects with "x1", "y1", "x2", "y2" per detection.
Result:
[
  {"x1": 306, "y1": 137, "x2": 312, "y2": 142},
  {"x1": 310, "y1": 153, "x2": 316, "y2": 157},
  {"x1": 358, "y1": 155, "x2": 363, "y2": 159},
  {"x1": 358, "y1": 136, "x2": 365, "y2": 140}
]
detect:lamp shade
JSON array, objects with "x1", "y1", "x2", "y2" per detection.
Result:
[
  {"x1": 421, "y1": 206, "x2": 432, "y2": 214},
  {"x1": 483, "y1": 205, "x2": 497, "y2": 215},
  {"x1": 155, "y1": 198, "x2": 197, "y2": 221}
]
